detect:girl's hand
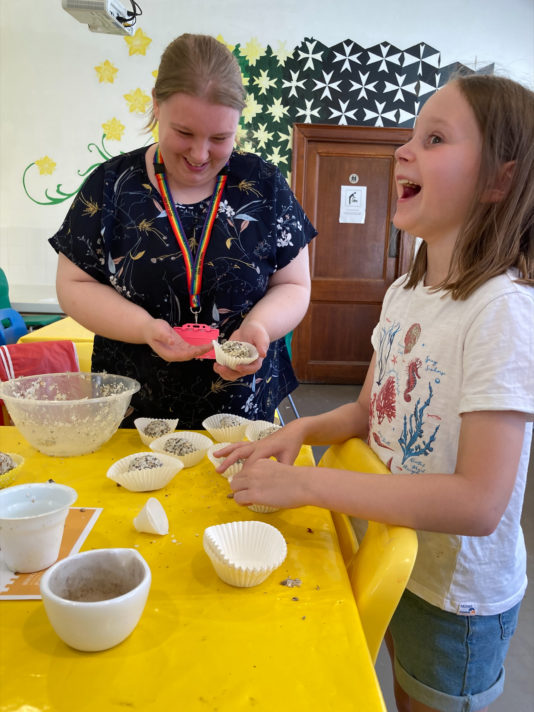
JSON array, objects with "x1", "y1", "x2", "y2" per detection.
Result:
[
  {"x1": 146, "y1": 319, "x2": 212, "y2": 362},
  {"x1": 230, "y1": 459, "x2": 312, "y2": 510},
  {"x1": 213, "y1": 320, "x2": 269, "y2": 381},
  {"x1": 214, "y1": 423, "x2": 304, "y2": 473}
]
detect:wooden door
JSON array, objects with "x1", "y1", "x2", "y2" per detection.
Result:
[{"x1": 291, "y1": 124, "x2": 413, "y2": 384}]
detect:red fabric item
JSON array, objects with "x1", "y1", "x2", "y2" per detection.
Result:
[{"x1": 0, "y1": 341, "x2": 79, "y2": 425}]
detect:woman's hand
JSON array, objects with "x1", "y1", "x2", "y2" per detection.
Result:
[
  {"x1": 230, "y1": 459, "x2": 313, "y2": 510},
  {"x1": 212, "y1": 320, "x2": 269, "y2": 381},
  {"x1": 146, "y1": 319, "x2": 212, "y2": 362}
]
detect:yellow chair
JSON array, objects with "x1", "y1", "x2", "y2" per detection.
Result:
[{"x1": 318, "y1": 438, "x2": 418, "y2": 664}]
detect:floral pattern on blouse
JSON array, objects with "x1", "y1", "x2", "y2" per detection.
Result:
[{"x1": 50, "y1": 146, "x2": 316, "y2": 428}]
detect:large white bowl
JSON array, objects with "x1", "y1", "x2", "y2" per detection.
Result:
[
  {"x1": 203, "y1": 520, "x2": 287, "y2": 587},
  {"x1": 40, "y1": 548, "x2": 151, "y2": 652},
  {"x1": 0, "y1": 372, "x2": 140, "y2": 456}
]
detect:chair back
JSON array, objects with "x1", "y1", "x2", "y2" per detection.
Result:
[
  {"x1": 0, "y1": 308, "x2": 28, "y2": 345},
  {"x1": 0, "y1": 268, "x2": 10, "y2": 309},
  {"x1": 318, "y1": 438, "x2": 418, "y2": 664}
]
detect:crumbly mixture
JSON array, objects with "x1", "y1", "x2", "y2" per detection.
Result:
[
  {"x1": 220, "y1": 341, "x2": 253, "y2": 358},
  {"x1": 128, "y1": 454, "x2": 164, "y2": 471},
  {"x1": 163, "y1": 437, "x2": 197, "y2": 456},
  {"x1": 219, "y1": 415, "x2": 242, "y2": 428},
  {"x1": 0, "y1": 453, "x2": 15, "y2": 475},
  {"x1": 257, "y1": 425, "x2": 280, "y2": 439},
  {"x1": 143, "y1": 420, "x2": 172, "y2": 438}
]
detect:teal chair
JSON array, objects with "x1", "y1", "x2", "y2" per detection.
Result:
[{"x1": 0, "y1": 267, "x2": 62, "y2": 331}]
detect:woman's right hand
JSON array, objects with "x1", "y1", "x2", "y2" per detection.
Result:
[{"x1": 145, "y1": 318, "x2": 212, "y2": 362}]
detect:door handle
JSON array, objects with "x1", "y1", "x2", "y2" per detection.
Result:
[{"x1": 388, "y1": 223, "x2": 400, "y2": 258}]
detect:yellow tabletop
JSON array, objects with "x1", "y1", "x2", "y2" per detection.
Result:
[
  {"x1": 18, "y1": 316, "x2": 94, "y2": 343},
  {"x1": 0, "y1": 428, "x2": 386, "y2": 712}
]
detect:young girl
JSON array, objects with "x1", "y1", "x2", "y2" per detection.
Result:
[{"x1": 217, "y1": 74, "x2": 534, "y2": 712}]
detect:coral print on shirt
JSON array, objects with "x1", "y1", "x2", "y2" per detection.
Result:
[{"x1": 370, "y1": 318, "x2": 442, "y2": 473}]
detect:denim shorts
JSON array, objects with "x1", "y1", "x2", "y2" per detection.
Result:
[{"x1": 389, "y1": 589, "x2": 521, "y2": 712}]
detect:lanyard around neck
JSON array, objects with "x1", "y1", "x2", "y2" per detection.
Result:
[{"x1": 153, "y1": 146, "x2": 227, "y2": 312}]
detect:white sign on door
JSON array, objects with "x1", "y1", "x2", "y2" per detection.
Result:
[{"x1": 339, "y1": 185, "x2": 367, "y2": 224}]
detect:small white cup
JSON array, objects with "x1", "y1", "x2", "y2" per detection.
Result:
[
  {"x1": 40, "y1": 548, "x2": 151, "y2": 652},
  {"x1": 0, "y1": 482, "x2": 77, "y2": 573},
  {"x1": 133, "y1": 497, "x2": 169, "y2": 535}
]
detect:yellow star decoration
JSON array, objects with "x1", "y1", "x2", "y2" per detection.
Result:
[
  {"x1": 124, "y1": 88, "x2": 151, "y2": 113},
  {"x1": 94, "y1": 59, "x2": 118, "y2": 83},
  {"x1": 124, "y1": 28, "x2": 152, "y2": 56},
  {"x1": 242, "y1": 94, "x2": 262, "y2": 124},
  {"x1": 267, "y1": 97, "x2": 289, "y2": 122},
  {"x1": 235, "y1": 123, "x2": 250, "y2": 147},
  {"x1": 240, "y1": 70, "x2": 250, "y2": 88},
  {"x1": 34, "y1": 156, "x2": 56, "y2": 175},
  {"x1": 266, "y1": 145, "x2": 286, "y2": 166},
  {"x1": 253, "y1": 69, "x2": 277, "y2": 96},
  {"x1": 273, "y1": 41, "x2": 293, "y2": 66},
  {"x1": 152, "y1": 69, "x2": 158, "y2": 80},
  {"x1": 239, "y1": 37, "x2": 265, "y2": 66},
  {"x1": 216, "y1": 34, "x2": 235, "y2": 53},
  {"x1": 102, "y1": 117, "x2": 125, "y2": 141},
  {"x1": 277, "y1": 127, "x2": 293, "y2": 150},
  {"x1": 151, "y1": 124, "x2": 159, "y2": 142},
  {"x1": 252, "y1": 123, "x2": 273, "y2": 149}
]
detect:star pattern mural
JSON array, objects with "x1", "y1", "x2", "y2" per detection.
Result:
[{"x1": 22, "y1": 33, "x2": 493, "y2": 205}]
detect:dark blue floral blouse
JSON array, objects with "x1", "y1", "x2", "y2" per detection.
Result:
[{"x1": 49, "y1": 146, "x2": 316, "y2": 428}]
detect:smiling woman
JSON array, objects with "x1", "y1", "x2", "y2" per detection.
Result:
[{"x1": 49, "y1": 33, "x2": 317, "y2": 429}]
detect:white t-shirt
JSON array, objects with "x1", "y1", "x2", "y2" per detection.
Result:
[{"x1": 368, "y1": 270, "x2": 534, "y2": 615}]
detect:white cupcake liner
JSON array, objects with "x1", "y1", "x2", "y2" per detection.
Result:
[
  {"x1": 133, "y1": 497, "x2": 169, "y2": 535},
  {"x1": 149, "y1": 431, "x2": 213, "y2": 468},
  {"x1": 134, "y1": 418, "x2": 178, "y2": 446},
  {"x1": 247, "y1": 503, "x2": 280, "y2": 514},
  {"x1": 106, "y1": 452, "x2": 183, "y2": 492},
  {"x1": 203, "y1": 520, "x2": 287, "y2": 587},
  {"x1": 0, "y1": 453, "x2": 24, "y2": 489},
  {"x1": 245, "y1": 420, "x2": 282, "y2": 442},
  {"x1": 202, "y1": 413, "x2": 249, "y2": 443},
  {"x1": 206, "y1": 442, "x2": 244, "y2": 480},
  {"x1": 212, "y1": 340, "x2": 259, "y2": 369}
]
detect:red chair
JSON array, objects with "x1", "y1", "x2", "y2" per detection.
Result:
[{"x1": 0, "y1": 341, "x2": 80, "y2": 425}]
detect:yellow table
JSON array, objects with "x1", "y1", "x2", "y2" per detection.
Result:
[
  {"x1": 18, "y1": 316, "x2": 94, "y2": 371},
  {"x1": 0, "y1": 428, "x2": 386, "y2": 712}
]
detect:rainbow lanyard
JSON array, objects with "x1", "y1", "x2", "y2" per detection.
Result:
[{"x1": 153, "y1": 146, "x2": 227, "y2": 315}]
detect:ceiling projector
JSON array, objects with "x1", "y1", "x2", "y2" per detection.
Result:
[{"x1": 62, "y1": 0, "x2": 136, "y2": 36}]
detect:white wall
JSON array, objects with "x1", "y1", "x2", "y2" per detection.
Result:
[{"x1": 1, "y1": 0, "x2": 532, "y2": 294}]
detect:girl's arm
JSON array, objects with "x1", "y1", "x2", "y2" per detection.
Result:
[
  {"x1": 55, "y1": 254, "x2": 211, "y2": 361},
  {"x1": 230, "y1": 407, "x2": 527, "y2": 536},
  {"x1": 216, "y1": 355, "x2": 375, "y2": 468},
  {"x1": 213, "y1": 246, "x2": 311, "y2": 380}
]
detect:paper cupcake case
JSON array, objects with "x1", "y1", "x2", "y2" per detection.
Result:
[
  {"x1": 150, "y1": 431, "x2": 213, "y2": 468},
  {"x1": 212, "y1": 340, "x2": 259, "y2": 369},
  {"x1": 203, "y1": 520, "x2": 287, "y2": 587},
  {"x1": 106, "y1": 452, "x2": 184, "y2": 492},
  {"x1": 245, "y1": 420, "x2": 282, "y2": 442},
  {"x1": 133, "y1": 497, "x2": 169, "y2": 535},
  {"x1": 247, "y1": 503, "x2": 280, "y2": 514},
  {"x1": 206, "y1": 442, "x2": 244, "y2": 480},
  {"x1": 0, "y1": 453, "x2": 24, "y2": 489},
  {"x1": 134, "y1": 418, "x2": 179, "y2": 446},
  {"x1": 202, "y1": 413, "x2": 249, "y2": 443}
]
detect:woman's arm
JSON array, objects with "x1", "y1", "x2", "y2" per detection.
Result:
[
  {"x1": 213, "y1": 246, "x2": 311, "y2": 380},
  {"x1": 230, "y1": 408, "x2": 527, "y2": 536},
  {"x1": 55, "y1": 254, "x2": 210, "y2": 361}
]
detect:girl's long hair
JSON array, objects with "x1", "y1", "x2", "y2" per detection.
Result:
[{"x1": 404, "y1": 74, "x2": 534, "y2": 299}]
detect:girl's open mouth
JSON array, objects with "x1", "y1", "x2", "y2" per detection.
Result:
[{"x1": 398, "y1": 178, "x2": 421, "y2": 199}]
